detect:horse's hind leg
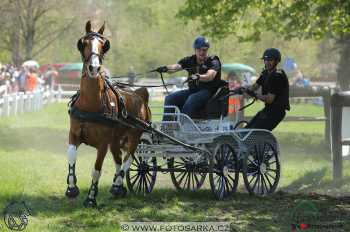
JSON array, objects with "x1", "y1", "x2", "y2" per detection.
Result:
[
  {"x1": 65, "y1": 132, "x2": 80, "y2": 198},
  {"x1": 83, "y1": 144, "x2": 108, "y2": 208},
  {"x1": 110, "y1": 141, "x2": 128, "y2": 197},
  {"x1": 110, "y1": 131, "x2": 142, "y2": 196}
]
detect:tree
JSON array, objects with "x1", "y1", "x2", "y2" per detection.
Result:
[
  {"x1": 178, "y1": 0, "x2": 350, "y2": 90},
  {"x1": 0, "y1": 0, "x2": 74, "y2": 66}
]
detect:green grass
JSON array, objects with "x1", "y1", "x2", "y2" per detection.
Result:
[{"x1": 0, "y1": 102, "x2": 349, "y2": 232}]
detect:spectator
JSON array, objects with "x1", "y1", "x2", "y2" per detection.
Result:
[
  {"x1": 26, "y1": 68, "x2": 38, "y2": 92},
  {"x1": 44, "y1": 65, "x2": 58, "y2": 90},
  {"x1": 127, "y1": 66, "x2": 136, "y2": 85}
]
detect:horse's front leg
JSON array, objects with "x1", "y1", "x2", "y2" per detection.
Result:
[
  {"x1": 65, "y1": 143, "x2": 80, "y2": 198},
  {"x1": 83, "y1": 144, "x2": 108, "y2": 208}
]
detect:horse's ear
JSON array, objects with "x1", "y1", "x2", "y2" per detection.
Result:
[
  {"x1": 85, "y1": 20, "x2": 92, "y2": 33},
  {"x1": 98, "y1": 21, "x2": 105, "y2": 35},
  {"x1": 103, "y1": 39, "x2": 110, "y2": 53}
]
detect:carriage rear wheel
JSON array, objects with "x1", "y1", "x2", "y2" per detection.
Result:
[
  {"x1": 242, "y1": 141, "x2": 280, "y2": 196},
  {"x1": 209, "y1": 142, "x2": 239, "y2": 200},
  {"x1": 168, "y1": 156, "x2": 207, "y2": 192},
  {"x1": 126, "y1": 139, "x2": 157, "y2": 195}
]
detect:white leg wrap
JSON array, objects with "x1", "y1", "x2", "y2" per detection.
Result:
[
  {"x1": 67, "y1": 144, "x2": 77, "y2": 187},
  {"x1": 114, "y1": 156, "x2": 133, "y2": 186},
  {"x1": 68, "y1": 177, "x2": 75, "y2": 188},
  {"x1": 88, "y1": 169, "x2": 101, "y2": 199},
  {"x1": 67, "y1": 144, "x2": 77, "y2": 165}
]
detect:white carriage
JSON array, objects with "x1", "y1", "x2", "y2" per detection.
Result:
[{"x1": 125, "y1": 100, "x2": 281, "y2": 200}]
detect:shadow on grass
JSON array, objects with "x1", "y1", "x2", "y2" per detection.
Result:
[
  {"x1": 1, "y1": 187, "x2": 349, "y2": 232},
  {"x1": 282, "y1": 167, "x2": 350, "y2": 196}
]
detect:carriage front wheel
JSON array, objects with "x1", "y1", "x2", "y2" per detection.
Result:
[
  {"x1": 126, "y1": 139, "x2": 157, "y2": 195},
  {"x1": 209, "y1": 142, "x2": 239, "y2": 200},
  {"x1": 242, "y1": 141, "x2": 280, "y2": 196}
]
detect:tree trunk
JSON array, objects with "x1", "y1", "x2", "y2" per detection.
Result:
[
  {"x1": 25, "y1": 32, "x2": 34, "y2": 60},
  {"x1": 11, "y1": 30, "x2": 22, "y2": 66},
  {"x1": 336, "y1": 35, "x2": 350, "y2": 91}
]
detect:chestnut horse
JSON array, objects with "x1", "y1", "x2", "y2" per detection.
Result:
[{"x1": 65, "y1": 21, "x2": 151, "y2": 207}]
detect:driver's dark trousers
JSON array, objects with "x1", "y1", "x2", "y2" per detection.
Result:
[
  {"x1": 163, "y1": 88, "x2": 212, "y2": 121},
  {"x1": 245, "y1": 106, "x2": 286, "y2": 131}
]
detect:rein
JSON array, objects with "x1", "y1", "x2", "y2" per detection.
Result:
[{"x1": 220, "y1": 87, "x2": 258, "y2": 111}]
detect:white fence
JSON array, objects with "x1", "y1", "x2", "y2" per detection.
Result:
[{"x1": 0, "y1": 88, "x2": 77, "y2": 117}]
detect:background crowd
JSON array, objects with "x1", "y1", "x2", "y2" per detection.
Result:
[{"x1": 0, "y1": 63, "x2": 58, "y2": 96}]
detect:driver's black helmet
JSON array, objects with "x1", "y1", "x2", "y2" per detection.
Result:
[
  {"x1": 261, "y1": 48, "x2": 281, "y2": 62},
  {"x1": 193, "y1": 36, "x2": 210, "y2": 49}
]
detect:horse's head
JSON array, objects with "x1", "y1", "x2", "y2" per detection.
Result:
[{"x1": 77, "y1": 21, "x2": 110, "y2": 78}]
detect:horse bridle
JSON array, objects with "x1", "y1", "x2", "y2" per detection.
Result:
[{"x1": 77, "y1": 32, "x2": 110, "y2": 65}]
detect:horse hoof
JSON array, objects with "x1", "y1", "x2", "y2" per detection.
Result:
[
  {"x1": 83, "y1": 197, "x2": 97, "y2": 208},
  {"x1": 65, "y1": 186, "x2": 80, "y2": 198},
  {"x1": 110, "y1": 185, "x2": 127, "y2": 198}
]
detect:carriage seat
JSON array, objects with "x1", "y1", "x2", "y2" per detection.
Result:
[{"x1": 191, "y1": 81, "x2": 229, "y2": 120}]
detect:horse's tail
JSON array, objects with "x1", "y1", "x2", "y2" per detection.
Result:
[{"x1": 134, "y1": 87, "x2": 151, "y2": 121}]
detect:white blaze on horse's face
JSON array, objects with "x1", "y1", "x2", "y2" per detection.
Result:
[{"x1": 87, "y1": 37, "x2": 102, "y2": 78}]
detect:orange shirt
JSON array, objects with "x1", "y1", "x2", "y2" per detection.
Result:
[{"x1": 26, "y1": 73, "x2": 37, "y2": 92}]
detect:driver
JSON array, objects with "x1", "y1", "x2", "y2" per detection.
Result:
[
  {"x1": 243, "y1": 48, "x2": 290, "y2": 131},
  {"x1": 155, "y1": 36, "x2": 222, "y2": 120}
]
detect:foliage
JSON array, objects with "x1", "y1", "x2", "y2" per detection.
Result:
[
  {"x1": 0, "y1": 0, "x2": 75, "y2": 65},
  {"x1": 178, "y1": 0, "x2": 350, "y2": 41},
  {"x1": 0, "y1": 0, "x2": 332, "y2": 81},
  {"x1": 178, "y1": 0, "x2": 350, "y2": 88}
]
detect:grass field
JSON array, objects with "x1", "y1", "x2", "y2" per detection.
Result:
[{"x1": 0, "y1": 102, "x2": 349, "y2": 232}]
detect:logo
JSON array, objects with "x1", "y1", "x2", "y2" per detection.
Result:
[
  {"x1": 290, "y1": 200, "x2": 320, "y2": 231},
  {"x1": 3, "y1": 201, "x2": 31, "y2": 231}
]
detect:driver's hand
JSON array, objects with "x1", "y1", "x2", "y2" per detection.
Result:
[
  {"x1": 189, "y1": 74, "x2": 200, "y2": 86},
  {"x1": 244, "y1": 88, "x2": 257, "y2": 98},
  {"x1": 155, "y1": 66, "x2": 168, "y2": 73}
]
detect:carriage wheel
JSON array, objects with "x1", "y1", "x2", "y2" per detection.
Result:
[
  {"x1": 209, "y1": 143, "x2": 239, "y2": 200},
  {"x1": 168, "y1": 156, "x2": 207, "y2": 192},
  {"x1": 126, "y1": 140, "x2": 157, "y2": 195},
  {"x1": 242, "y1": 142, "x2": 280, "y2": 196}
]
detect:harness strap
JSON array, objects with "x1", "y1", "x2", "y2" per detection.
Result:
[{"x1": 104, "y1": 78, "x2": 128, "y2": 119}]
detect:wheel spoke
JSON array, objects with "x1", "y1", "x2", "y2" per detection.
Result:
[
  {"x1": 220, "y1": 177, "x2": 226, "y2": 198},
  {"x1": 193, "y1": 173, "x2": 201, "y2": 188},
  {"x1": 248, "y1": 156, "x2": 259, "y2": 167},
  {"x1": 182, "y1": 173, "x2": 189, "y2": 189},
  {"x1": 224, "y1": 176, "x2": 233, "y2": 192},
  {"x1": 130, "y1": 172, "x2": 139, "y2": 181},
  {"x1": 136, "y1": 175, "x2": 142, "y2": 193},
  {"x1": 267, "y1": 168, "x2": 277, "y2": 173},
  {"x1": 144, "y1": 174, "x2": 152, "y2": 193},
  {"x1": 264, "y1": 173, "x2": 273, "y2": 188},
  {"x1": 248, "y1": 172, "x2": 258, "y2": 186},
  {"x1": 252, "y1": 173, "x2": 259, "y2": 192},
  {"x1": 260, "y1": 174, "x2": 265, "y2": 195},
  {"x1": 261, "y1": 174, "x2": 269, "y2": 193},
  {"x1": 266, "y1": 171, "x2": 276, "y2": 181},
  {"x1": 131, "y1": 174, "x2": 141, "y2": 188}
]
